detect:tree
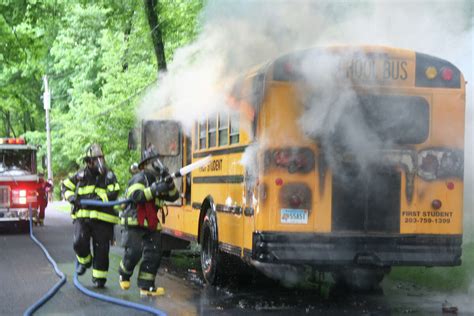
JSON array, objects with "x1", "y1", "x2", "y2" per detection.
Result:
[{"x1": 143, "y1": 0, "x2": 167, "y2": 72}]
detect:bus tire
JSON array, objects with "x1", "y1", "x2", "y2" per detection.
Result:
[
  {"x1": 332, "y1": 267, "x2": 387, "y2": 291},
  {"x1": 200, "y1": 208, "x2": 225, "y2": 285}
]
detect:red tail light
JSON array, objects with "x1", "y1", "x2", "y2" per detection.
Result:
[
  {"x1": 432, "y1": 199, "x2": 442, "y2": 210},
  {"x1": 441, "y1": 67, "x2": 453, "y2": 81},
  {"x1": 279, "y1": 183, "x2": 312, "y2": 210},
  {"x1": 265, "y1": 147, "x2": 315, "y2": 174},
  {"x1": 417, "y1": 149, "x2": 463, "y2": 181},
  {"x1": 289, "y1": 195, "x2": 302, "y2": 208}
]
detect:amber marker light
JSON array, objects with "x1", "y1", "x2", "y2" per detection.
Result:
[{"x1": 425, "y1": 66, "x2": 437, "y2": 80}]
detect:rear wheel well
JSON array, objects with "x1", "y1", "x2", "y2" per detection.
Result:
[{"x1": 197, "y1": 196, "x2": 214, "y2": 244}]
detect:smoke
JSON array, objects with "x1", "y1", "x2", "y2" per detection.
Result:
[{"x1": 138, "y1": 1, "x2": 473, "y2": 229}]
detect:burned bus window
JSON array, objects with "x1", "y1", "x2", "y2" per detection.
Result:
[
  {"x1": 230, "y1": 113, "x2": 240, "y2": 144},
  {"x1": 208, "y1": 117, "x2": 217, "y2": 148},
  {"x1": 199, "y1": 121, "x2": 206, "y2": 149},
  {"x1": 218, "y1": 114, "x2": 229, "y2": 146}
]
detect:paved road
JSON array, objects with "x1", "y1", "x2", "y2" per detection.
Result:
[{"x1": 1, "y1": 202, "x2": 473, "y2": 315}]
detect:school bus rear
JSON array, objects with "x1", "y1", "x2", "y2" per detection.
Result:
[{"x1": 252, "y1": 46, "x2": 465, "y2": 270}]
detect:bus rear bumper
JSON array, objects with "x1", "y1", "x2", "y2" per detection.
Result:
[{"x1": 252, "y1": 232, "x2": 462, "y2": 267}]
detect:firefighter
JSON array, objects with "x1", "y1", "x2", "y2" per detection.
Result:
[
  {"x1": 118, "y1": 146, "x2": 179, "y2": 296},
  {"x1": 61, "y1": 144, "x2": 120, "y2": 288}
]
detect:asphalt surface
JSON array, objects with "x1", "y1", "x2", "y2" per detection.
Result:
[{"x1": 1, "y1": 202, "x2": 473, "y2": 315}]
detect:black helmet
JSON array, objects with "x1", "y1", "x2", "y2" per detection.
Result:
[
  {"x1": 83, "y1": 143, "x2": 104, "y2": 162},
  {"x1": 139, "y1": 144, "x2": 168, "y2": 176},
  {"x1": 138, "y1": 145, "x2": 159, "y2": 169}
]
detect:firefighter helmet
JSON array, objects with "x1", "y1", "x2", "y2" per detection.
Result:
[
  {"x1": 138, "y1": 145, "x2": 160, "y2": 169},
  {"x1": 83, "y1": 143, "x2": 104, "y2": 162}
]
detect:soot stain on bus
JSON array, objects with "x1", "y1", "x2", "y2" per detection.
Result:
[{"x1": 136, "y1": 0, "x2": 473, "y2": 301}]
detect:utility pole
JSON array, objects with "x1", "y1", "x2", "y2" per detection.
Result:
[{"x1": 43, "y1": 76, "x2": 53, "y2": 186}]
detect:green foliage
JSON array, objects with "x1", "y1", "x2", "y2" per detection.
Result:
[
  {"x1": 389, "y1": 242, "x2": 474, "y2": 291},
  {"x1": 1, "y1": 0, "x2": 203, "y2": 192}
]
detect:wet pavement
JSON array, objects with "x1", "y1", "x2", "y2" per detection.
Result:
[{"x1": 0, "y1": 202, "x2": 473, "y2": 315}]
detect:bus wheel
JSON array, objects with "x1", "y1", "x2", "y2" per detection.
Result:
[
  {"x1": 332, "y1": 267, "x2": 387, "y2": 291},
  {"x1": 200, "y1": 208, "x2": 225, "y2": 285}
]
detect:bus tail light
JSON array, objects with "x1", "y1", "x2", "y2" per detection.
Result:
[
  {"x1": 441, "y1": 67, "x2": 453, "y2": 81},
  {"x1": 415, "y1": 52, "x2": 460, "y2": 88},
  {"x1": 264, "y1": 147, "x2": 315, "y2": 174},
  {"x1": 425, "y1": 66, "x2": 437, "y2": 80},
  {"x1": 279, "y1": 183, "x2": 311, "y2": 210},
  {"x1": 417, "y1": 149, "x2": 463, "y2": 181}
]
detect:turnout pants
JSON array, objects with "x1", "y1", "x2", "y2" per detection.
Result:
[
  {"x1": 119, "y1": 226, "x2": 162, "y2": 289},
  {"x1": 73, "y1": 219, "x2": 114, "y2": 280}
]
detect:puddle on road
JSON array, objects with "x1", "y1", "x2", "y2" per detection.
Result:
[{"x1": 160, "y1": 250, "x2": 474, "y2": 315}]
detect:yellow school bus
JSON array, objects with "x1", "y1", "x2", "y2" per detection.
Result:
[{"x1": 142, "y1": 45, "x2": 465, "y2": 288}]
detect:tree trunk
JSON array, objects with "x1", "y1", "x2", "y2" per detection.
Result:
[{"x1": 143, "y1": 0, "x2": 167, "y2": 72}]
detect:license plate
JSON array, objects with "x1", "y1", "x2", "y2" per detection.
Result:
[{"x1": 280, "y1": 209, "x2": 308, "y2": 224}]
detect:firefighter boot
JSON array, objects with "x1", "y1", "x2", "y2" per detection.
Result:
[
  {"x1": 119, "y1": 274, "x2": 130, "y2": 290},
  {"x1": 76, "y1": 261, "x2": 91, "y2": 276},
  {"x1": 92, "y1": 277, "x2": 106, "y2": 289},
  {"x1": 139, "y1": 286, "x2": 165, "y2": 297}
]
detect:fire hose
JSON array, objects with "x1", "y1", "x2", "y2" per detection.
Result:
[{"x1": 24, "y1": 205, "x2": 67, "y2": 316}]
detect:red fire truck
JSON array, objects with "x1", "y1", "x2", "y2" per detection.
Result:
[{"x1": 0, "y1": 138, "x2": 50, "y2": 230}]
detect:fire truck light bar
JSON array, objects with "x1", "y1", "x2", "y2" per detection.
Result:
[{"x1": 0, "y1": 138, "x2": 26, "y2": 144}]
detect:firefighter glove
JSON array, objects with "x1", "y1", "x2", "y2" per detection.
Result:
[{"x1": 150, "y1": 181, "x2": 169, "y2": 197}]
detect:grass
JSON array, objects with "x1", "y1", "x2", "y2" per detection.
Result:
[{"x1": 389, "y1": 242, "x2": 474, "y2": 291}]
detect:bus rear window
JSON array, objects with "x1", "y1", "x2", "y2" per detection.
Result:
[
  {"x1": 328, "y1": 95, "x2": 430, "y2": 146},
  {"x1": 359, "y1": 95, "x2": 429, "y2": 144}
]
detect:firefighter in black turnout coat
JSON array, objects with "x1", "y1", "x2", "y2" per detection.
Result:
[
  {"x1": 119, "y1": 146, "x2": 179, "y2": 296},
  {"x1": 61, "y1": 144, "x2": 120, "y2": 288}
]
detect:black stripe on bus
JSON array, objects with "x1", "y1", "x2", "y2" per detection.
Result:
[
  {"x1": 243, "y1": 248, "x2": 252, "y2": 259},
  {"x1": 193, "y1": 175, "x2": 244, "y2": 184},
  {"x1": 219, "y1": 242, "x2": 241, "y2": 257},
  {"x1": 192, "y1": 202, "x2": 201, "y2": 210},
  {"x1": 193, "y1": 145, "x2": 248, "y2": 158},
  {"x1": 216, "y1": 204, "x2": 242, "y2": 215}
]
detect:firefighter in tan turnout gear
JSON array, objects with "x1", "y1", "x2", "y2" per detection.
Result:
[
  {"x1": 61, "y1": 144, "x2": 120, "y2": 288},
  {"x1": 119, "y1": 146, "x2": 179, "y2": 296}
]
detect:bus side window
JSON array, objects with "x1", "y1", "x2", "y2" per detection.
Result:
[
  {"x1": 199, "y1": 121, "x2": 206, "y2": 149},
  {"x1": 208, "y1": 116, "x2": 217, "y2": 148},
  {"x1": 230, "y1": 113, "x2": 240, "y2": 144},
  {"x1": 218, "y1": 113, "x2": 229, "y2": 146}
]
